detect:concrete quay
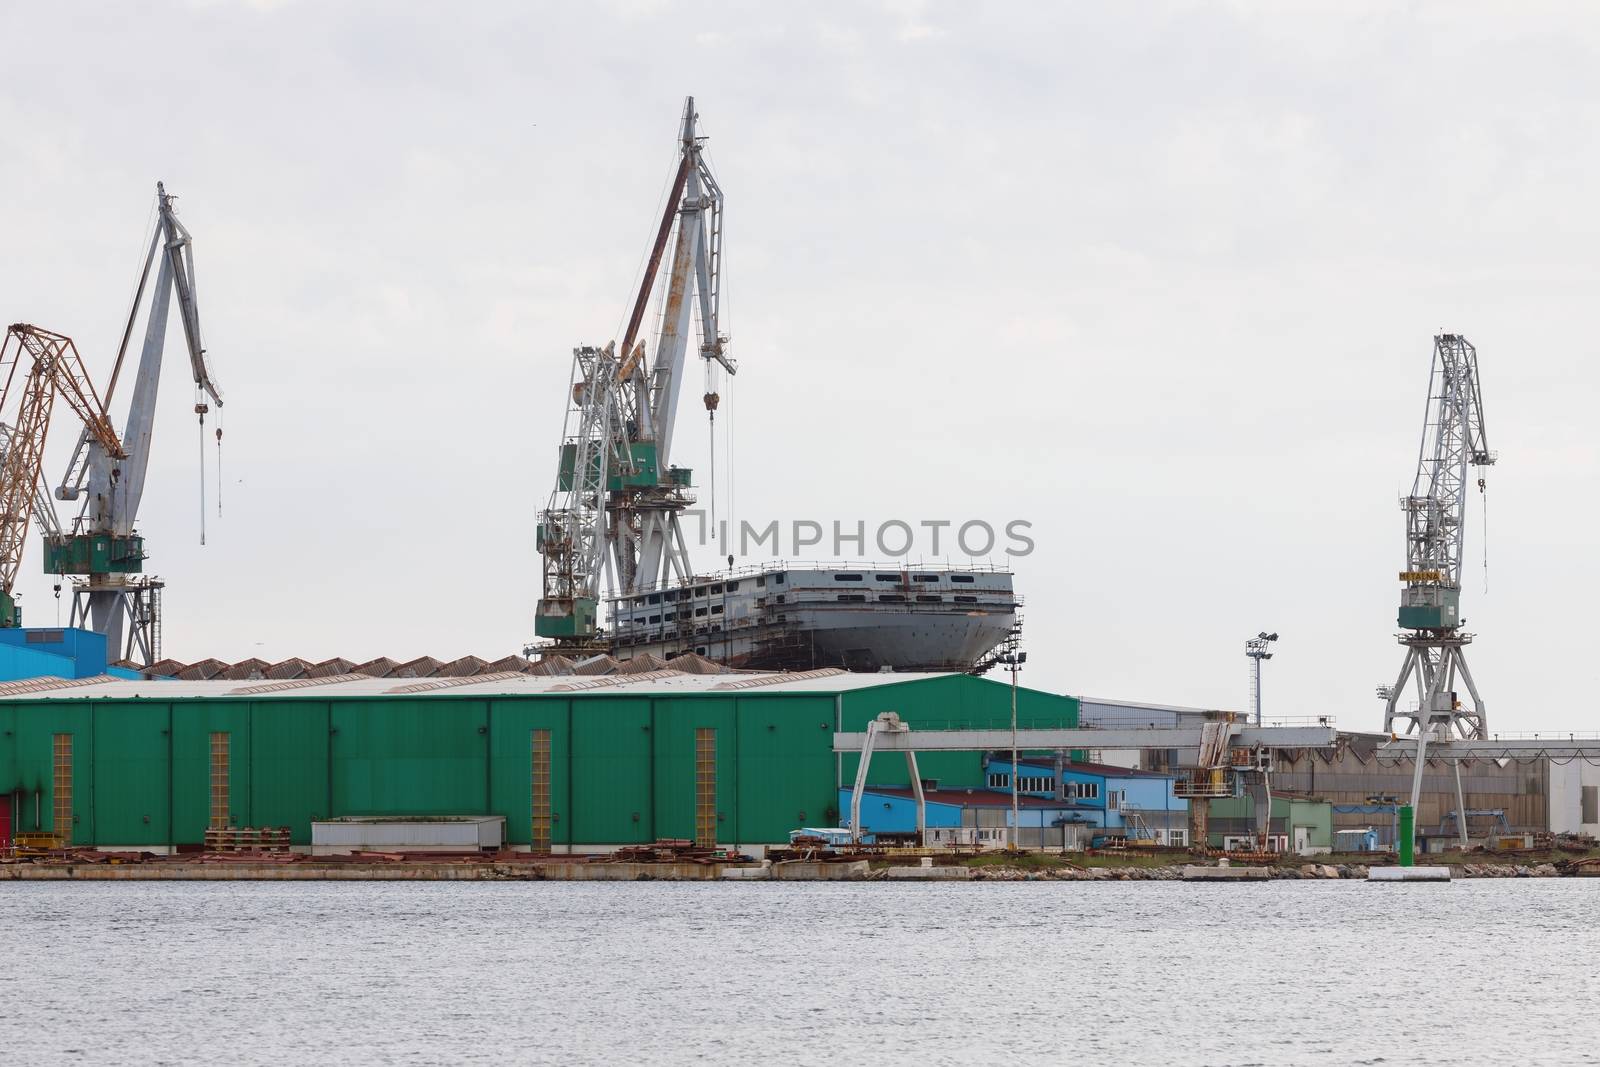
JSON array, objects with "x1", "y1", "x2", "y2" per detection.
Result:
[
  {"x1": 1182, "y1": 865, "x2": 1274, "y2": 881},
  {"x1": 1368, "y1": 866, "x2": 1451, "y2": 882},
  {"x1": 1, "y1": 861, "x2": 754, "y2": 882}
]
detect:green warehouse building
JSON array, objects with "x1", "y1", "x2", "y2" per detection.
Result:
[
  {"x1": 1208, "y1": 792, "x2": 1334, "y2": 855},
  {"x1": 0, "y1": 668, "x2": 1078, "y2": 853}
]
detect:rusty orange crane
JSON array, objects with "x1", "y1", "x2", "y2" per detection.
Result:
[{"x1": 0, "y1": 324, "x2": 124, "y2": 626}]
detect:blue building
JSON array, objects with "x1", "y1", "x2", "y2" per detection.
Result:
[
  {"x1": 0, "y1": 628, "x2": 141, "y2": 683},
  {"x1": 839, "y1": 785, "x2": 1102, "y2": 849},
  {"x1": 984, "y1": 757, "x2": 1190, "y2": 846}
]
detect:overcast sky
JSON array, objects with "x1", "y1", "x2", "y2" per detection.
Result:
[{"x1": 2, "y1": 2, "x2": 1596, "y2": 732}]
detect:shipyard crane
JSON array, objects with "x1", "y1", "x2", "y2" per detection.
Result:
[
  {"x1": 0, "y1": 325, "x2": 125, "y2": 628},
  {"x1": 51, "y1": 182, "x2": 224, "y2": 665},
  {"x1": 535, "y1": 97, "x2": 734, "y2": 646},
  {"x1": 1382, "y1": 333, "x2": 1495, "y2": 842}
]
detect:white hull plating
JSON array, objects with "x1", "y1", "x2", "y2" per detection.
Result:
[{"x1": 606, "y1": 564, "x2": 1019, "y2": 672}]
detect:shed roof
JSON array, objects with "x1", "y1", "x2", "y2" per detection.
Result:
[
  {"x1": 1077, "y1": 695, "x2": 1243, "y2": 720},
  {"x1": 0, "y1": 669, "x2": 965, "y2": 702},
  {"x1": 996, "y1": 756, "x2": 1175, "y2": 780}
]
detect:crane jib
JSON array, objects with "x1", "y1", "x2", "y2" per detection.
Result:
[{"x1": 620, "y1": 154, "x2": 691, "y2": 370}]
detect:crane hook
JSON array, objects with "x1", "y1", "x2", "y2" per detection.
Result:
[
  {"x1": 216, "y1": 424, "x2": 224, "y2": 517},
  {"x1": 196, "y1": 401, "x2": 208, "y2": 545},
  {"x1": 704, "y1": 391, "x2": 720, "y2": 527}
]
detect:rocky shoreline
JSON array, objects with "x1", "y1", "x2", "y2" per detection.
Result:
[{"x1": 920, "y1": 861, "x2": 1573, "y2": 881}]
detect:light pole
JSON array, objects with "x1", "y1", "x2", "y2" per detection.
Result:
[
  {"x1": 1245, "y1": 632, "x2": 1277, "y2": 726},
  {"x1": 998, "y1": 651, "x2": 1027, "y2": 850}
]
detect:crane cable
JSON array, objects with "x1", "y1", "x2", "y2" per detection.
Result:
[
  {"x1": 216, "y1": 406, "x2": 224, "y2": 517},
  {"x1": 705, "y1": 355, "x2": 717, "y2": 532},
  {"x1": 197, "y1": 398, "x2": 207, "y2": 546},
  {"x1": 1480, "y1": 476, "x2": 1488, "y2": 595},
  {"x1": 725, "y1": 370, "x2": 734, "y2": 562}
]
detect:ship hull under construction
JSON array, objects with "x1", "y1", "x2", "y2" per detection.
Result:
[{"x1": 605, "y1": 566, "x2": 1019, "y2": 673}]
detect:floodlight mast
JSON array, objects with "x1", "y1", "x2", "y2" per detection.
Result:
[
  {"x1": 1381, "y1": 334, "x2": 1495, "y2": 843},
  {"x1": 1245, "y1": 632, "x2": 1277, "y2": 727}
]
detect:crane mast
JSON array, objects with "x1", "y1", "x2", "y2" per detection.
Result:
[
  {"x1": 1382, "y1": 333, "x2": 1495, "y2": 837},
  {"x1": 51, "y1": 182, "x2": 223, "y2": 665},
  {"x1": 535, "y1": 97, "x2": 734, "y2": 648}
]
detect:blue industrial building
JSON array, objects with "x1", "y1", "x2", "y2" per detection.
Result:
[
  {"x1": 839, "y1": 784, "x2": 1102, "y2": 848},
  {"x1": 985, "y1": 757, "x2": 1190, "y2": 845},
  {"x1": 0, "y1": 628, "x2": 141, "y2": 684},
  {"x1": 841, "y1": 757, "x2": 1189, "y2": 848}
]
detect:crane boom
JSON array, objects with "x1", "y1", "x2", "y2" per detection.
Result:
[
  {"x1": 0, "y1": 423, "x2": 64, "y2": 540},
  {"x1": 618, "y1": 97, "x2": 732, "y2": 596},
  {"x1": 0, "y1": 324, "x2": 123, "y2": 626},
  {"x1": 1398, "y1": 333, "x2": 1493, "y2": 616},
  {"x1": 59, "y1": 182, "x2": 223, "y2": 521}
]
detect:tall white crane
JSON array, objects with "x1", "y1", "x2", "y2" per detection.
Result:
[
  {"x1": 535, "y1": 97, "x2": 733, "y2": 646},
  {"x1": 51, "y1": 182, "x2": 224, "y2": 664},
  {"x1": 1382, "y1": 333, "x2": 1494, "y2": 839}
]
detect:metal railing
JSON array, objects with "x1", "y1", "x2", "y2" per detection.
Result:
[
  {"x1": 1172, "y1": 773, "x2": 1236, "y2": 798},
  {"x1": 1485, "y1": 731, "x2": 1600, "y2": 741}
]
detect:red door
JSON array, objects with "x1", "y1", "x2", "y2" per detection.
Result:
[{"x1": 0, "y1": 794, "x2": 10, "y2": 852}]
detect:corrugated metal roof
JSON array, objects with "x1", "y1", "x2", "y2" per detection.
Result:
[
  {"x1": 665, "y1": 652, "x2": 726, "y2": 675},
  {"x1": 306, "y1": 657, "x2": 356, "y2": 678},
  {"x1": 546, "y1": 669, "x2": 683, "y2": 692},
  {"x1": 615, "y1": 653, "x2": 669, "y2": 675},
  {"x1": 711, "y1": 668, "x2": 849, "y2": 691},
  {"x1": 175, "y1": 658, "x2": 229, "y2": 681},
  {"x1": 0, "y1": 669, "x2": 960, "y2": 701},
  {"x1": 220, "y1": 658, "x2": 271, "y2": 681},
  {"x1": 0, "y1": 674, "x2": 121, "y2": 697},
  {"x1": 351, "y1": 657, "x2": 398, "y2": 678},
  {"x1": 525, "y1": 655, "x2": 573, "y2": 676},
  {"x1": 229, "y1": 673, "x2": 376, "y2": 696},
  {"x1": 266, "y1": 657, "x2": 314, "y2": 680},
  {"x1": 106, "y1": 650, "x2": 763, "y2": 684},
  {"x1": 391, "y1": 656, "x2": 442, "y2": 679},
  {"x1": 433, "y1": 656, "x2": 487, "y2": 678},
  {"x1": 571, "y1": 654, "x2": 619, "y2": 676},
  {"x1": 385, "y1": 671, "x2": 525, "y2": 695}
]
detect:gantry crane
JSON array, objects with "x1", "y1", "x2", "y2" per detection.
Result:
[
  {"x1": 1382, "y1": 333, "x2": 1495, "y2": 841},
  {"x1": 49, "y1": 182, "x2": 224, "y2": 665},
  {"x1": 0, "y1": 325, "x2": 125, "y2": 628},
  {"x1": 535, "y1": 97, "x2": 734, "y2": 646}
]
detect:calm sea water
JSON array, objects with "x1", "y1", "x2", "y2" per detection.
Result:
[{"x1": 2, "y1": 879, "x2": 1596, "y2": 1065}]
